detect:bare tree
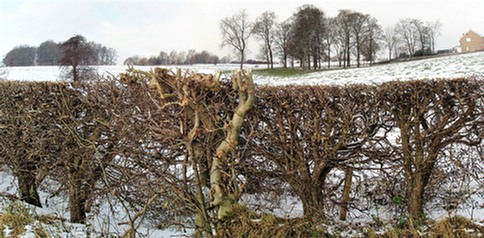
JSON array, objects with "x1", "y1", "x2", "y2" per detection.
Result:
[
  {"x1": 290, "y1": 4, "x2": 325, "y2": 70},
  {"x1": 362, "y1": 16, "x2": 383, "y2": 65},
  {"x1": 395, "y1": 19, "x2": 416, "y2": 57},
  {"x1": 89, "y1": 42, "x2": 117, "y2": 65},
  {"x1": 383, "y1": 26, "x2": 399, "y2": 60},
  {"x1": 253, "y1": 11, "x2": 277, "y2": 69},
  {"x1": 169, "y1": 50, "x2": 179, "y2": 64},
  {"x1": 348, "y1": 11, "x2": 369, "y2": 67},
  {"x1": 324, "y1": 17, "x2": 337, "y2": 68},
  {"x1": 158, "y1": 51, "x2": 169, "y2": 64},
  {"x1": 220, "y1": 9, "x2": 253, "y2": 69},
  {"x1": 412, "y1": 19, "x2": 429, "y2": 55},
  {"x1": 274, "y1": 19, "x2": 292, "y2": 68},
  {"x1": 186, "y1": 49, "x2": 196, "y2": 64},
  {"x1": 426, "y1": 20, "x2": 442, "y2": 53},
  {"x1": 395, "y1": 18, "x2": 429, "y2": 57},
  {"x1": 333, "y1": 11, "x2": 382, "y2": 67},
  {"x1": 332, "y1": 22, "x2": 346, "y2": 67},
  {"x1": 335, "y1": 10, "x2": 353, "y2": 67},
  {"x1": 59, "y1": 35, "x2": 96, "y2": 81},
  {"x1": 36, "y1": 40, "x2": 60, "y2": 65}
]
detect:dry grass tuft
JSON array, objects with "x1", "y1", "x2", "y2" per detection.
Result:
[
  {"x1": 363, "y1": 216, "x2": 484, "y2": 238},
  {"x1": 430, "y1": 216, "x2": 484, "y2": 238},
  {"x1": 223, "y1": 204, "x2": 329, "y2": 238},
  {"x1": 0, "y1": 202, "x2": 34, "y2": 237}
]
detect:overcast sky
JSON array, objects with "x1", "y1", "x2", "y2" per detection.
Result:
[{"x1": 1, "y1": 0, "x2": 483, "y2": 64}]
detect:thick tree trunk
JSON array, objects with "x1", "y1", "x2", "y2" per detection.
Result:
[
  {"x1": 239, "y1": 50, "x2": 244, "y2": 69},
  {"x1": 346, "y1": 48, "x2": 351, "y2": 67},
  {"x1": 69, "y1": 175, "x2": 86, "y2": 223},
  {"x1": 17, "y1": 160, "x2": 41, "y2": 207},
  {"x1": 339, "y1": 168, "x2": 353, "y2": 221},
  {"x1": 283, "y1": 52, "x2": 287, "y2": 68},
  {"x1": 356, "y1": 39, "x2": 361, "y2": 67},
  {"x1": 369, "y1": 40, "x2": 374, "y2": 66},
  {"x1": 300, "y1": 184, "x2": 325, "y2": 220},
  {"x1": 269, "y1": 46, "x2": 274, "y2": 69},
  {"x1": 288, "y1": 176, "x2": 326, "y2": 220},
  {"x1": 68, "y1": 165, "x2": 87, "y2": 223},
  {"x1": 313, "y1": 52, "x2": 318, "y2": 70},
  {"x1": 72, "y1": 65, "x2": 78, "y2": 82},
  {"x1": 407, "y1": 173, "x2": 426, "y2": 220},
  {"x1": 400, "y1": 118, "x2": 435, "y2": 220},
  {"x1": 307, "y1": 54, "x2": 311, "y2": 70}
]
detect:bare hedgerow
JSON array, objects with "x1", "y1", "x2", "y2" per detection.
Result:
[
  {"x1": 246, "y1": 83, "x2": 392, "y2": 220},
  {"x1": 376, "y1": 78, "x2": 483, "y2": 220},
  {"x1": 105, "y1": 67, "x2": 255, "y2": 237},
  {"x1": 0, "y1": 81, "x2": 65, "y2": 208},
  {"x1": 428, "y1": 143, "x2": 484, "y2": 217},
  {"x1": 0, "y1": 74, "x2": 481, "y2": 237}
]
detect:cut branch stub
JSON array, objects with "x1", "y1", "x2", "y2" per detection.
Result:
[{"x1": 210, "y1": 69, "x2": 255, "y2": 220}]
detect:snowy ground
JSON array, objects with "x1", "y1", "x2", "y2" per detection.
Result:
[
  {"x1": 2, "y1": 52, "x2": 484, "y2": 85},
  {"x1": 0, "y1": 167, "x2": 190, "y2": 237},
  {"x1": 1, "y1": 64, "x2": 262, "y2": 82},
  {"x1": 254, "y1": 52, "x2": 484, "y2": 86},
  {"x1": 1, "y1": 52, "x2": 484, "y2": 237}
]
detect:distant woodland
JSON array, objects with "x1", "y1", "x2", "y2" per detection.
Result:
[
  {"x1": 123, "y1": 49, "x2": 228, "y2": 66},
  {"x1": 2, "y1": 37, "x2": 117, "y2": 67}
]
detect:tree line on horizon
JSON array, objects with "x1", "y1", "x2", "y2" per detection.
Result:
[
  {"x1": 124, "y1": 4, "x2": 443, "y2": 70},
  {"x1": 123, "y1": 49, "x2": 229, "y2": 66},
  {"x1": 2, "y1": 4, "x2": 442, "y2": 71},
  {"x1": 2, "y1": 36, "x2": 117, "y2": 67},
  {"x1": 2, "y1": 34, "x2": 118, "y2": 81},
  {"x1": 220, "y1": 4, "x2": 442, "y2": 70}
]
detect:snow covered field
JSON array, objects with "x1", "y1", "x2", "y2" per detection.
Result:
[
  {"x1": 1, "y1": 52, "x2": 483, "y2": 237},
  {"x1": 256, "y1": 52, "x2": 484, "y2": 85},
  {"x1": 2, "y1": 51, "x2": 484, "y2": 85},
  {"x1": 1, "y1": 64, "x2": 262, "y2": 82}
]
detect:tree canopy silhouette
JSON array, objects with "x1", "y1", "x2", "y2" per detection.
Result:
[{"x1": 59, "y1": 35, "x2": 96, "y2": 81}]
